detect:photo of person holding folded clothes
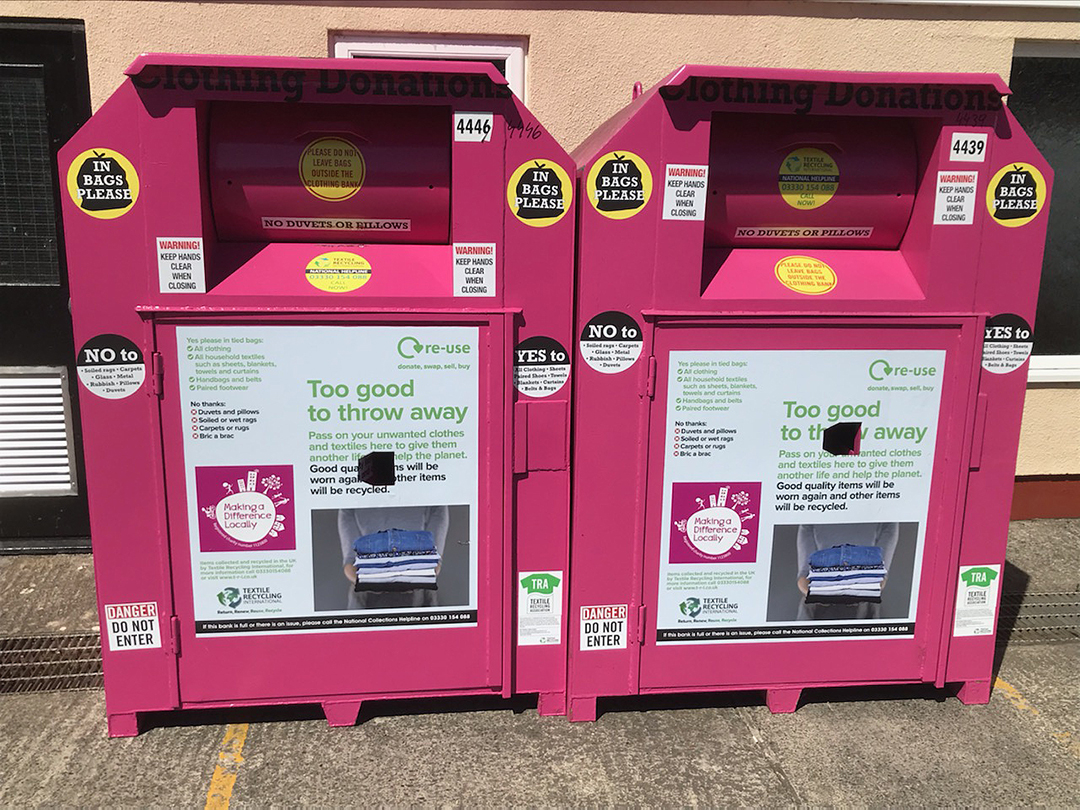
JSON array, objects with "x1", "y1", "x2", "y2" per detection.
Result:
[
  {"x1": 338, "y1": 505, "x2": 449, "y2": 610},
  {"x1": 795, "y1": 522, "x2": 898, "y2": 621}
]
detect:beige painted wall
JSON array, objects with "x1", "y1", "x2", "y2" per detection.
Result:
[{"x1": 3, "y1": 0, "x2": 1077, "y2": 473}]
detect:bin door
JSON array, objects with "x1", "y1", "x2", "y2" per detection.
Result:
[
  {"x1": 157, "y1": 317, "x2": 507, "y2": 703},
  {"x1": 638, "y1": 318, "x2": 978, "y2": 691}
]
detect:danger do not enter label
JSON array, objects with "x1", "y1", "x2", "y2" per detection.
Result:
[{"x1": 580, "y1": 604, "x2": 628, "y2": 650}]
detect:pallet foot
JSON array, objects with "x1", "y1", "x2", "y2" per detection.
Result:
[
  {"x1": 322, "y1": 701, "x2": 362, "y2": 728},
  {"x1": 537, "y1": 691, "x2": 567, "y2": 717},
  {"x1": 568, "y1": 696, "x2": 597, "y2": 722},
  {"x1": 107, "y1": 712, "x2": 140, "y2": 738},
  {"x1": 956, "y1": 680, "x2": 992, "y2": 705},
  {"x1": 766, "y1": 688, "x2": 802, "y2": 714}
]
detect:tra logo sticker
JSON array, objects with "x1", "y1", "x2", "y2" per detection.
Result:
[
  {"x1": 518, "y1": 571, "x2": 563, "y2": 646},
  {"x1": 299, "y1": 137, "x2": 365, "y2": 201},
  {"x1": 66, "y1": 148, "x2": 139, "y2": 218},
  {"x1": 196, "y1": 465, "x2": 295, "y2": 552},
  {"x1": 507, "y1": 159, "x2": 572, "y2": 227},
  {"x1": 779, "y1": 148, "x2": 838, "y2": 210},
  {"x1": 954, "y1": 564, "x2": 1001, "y2": 637},
  {"x1": 774, "y1": 255, "x2": 837, "y2": 295},
  {"x1": 987, "y1": 163, "x2": 1046, "y2": 227},
  {"x1": 305, "y1": 251, "x2": 372, "y2": 292},
  {"x1": 587, "y1": 151, "x2": 652, "y2": 219}
]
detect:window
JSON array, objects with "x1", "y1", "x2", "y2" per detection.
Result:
[
  {"x1": 1010, "y1": 42, "x2": 1080, "y2": 381},
  {"x1": 332, "y1": 34, "x2": 526, "y2": 101}
]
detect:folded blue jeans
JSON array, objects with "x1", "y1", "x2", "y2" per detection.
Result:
[
  {"x1": 353, "y1": 528, "x2": 436, "y2": 557},
  {"x1": 808, "y1": 543, "x2": 884, "y2": 569}
]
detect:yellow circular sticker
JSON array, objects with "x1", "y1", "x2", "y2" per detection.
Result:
[
  {"x1": 586, "y1": 151, "x2": 653, "y2": 219},
  {"x1": 779, "y1": 148, "x2": 838, "y2": 210},
  {"x1": 305, "y1": 252, "x2": 372, "y2": 293},
  {"x1": 66, "y1": 148, "x2": 139, "y2": 219},
  {"x1": 986, "y1": 162, "x2": 1046, "y2": 228},
  {"x1": 299, "y1": 137, "x2": 365, "y2": 202},
  {"x1": 775, "y1": 255, "x2": 837, "y2": 295},
  {"x1": 507, "y1": 159, "x2": 573, "y2": 227}
]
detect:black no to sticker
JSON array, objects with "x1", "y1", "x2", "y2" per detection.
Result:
[
  {"x1": 514, "y1": 336, "x2": 570, "y2": 398},
  {"x1": 579, "y1": 311, "x2": 643, "y2": 374},
  {"x1": 76, "y1": 334, "x2": 146, "y2": 399},
  {"x1": 982, "y1": 313, "x2": 1033, "y2": 374}
]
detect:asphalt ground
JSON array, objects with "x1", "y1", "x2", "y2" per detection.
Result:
[{"x1": 0, "y1": 520, "x2": 1077, "y2": 807}]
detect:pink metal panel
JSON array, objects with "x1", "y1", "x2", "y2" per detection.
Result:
[
  {"x1": 637, "y1": 319, "x2": 979, "y2": 691},
  {"x1": 157, "y1": 315, "x2": 505, "y2": 702}
]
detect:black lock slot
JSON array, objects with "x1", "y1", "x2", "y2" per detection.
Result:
[
  {"x1": 822, "y1": 422, "x2": 862, "y2": 456},
  {"x1": 358, "y1": 451, "x2": 396, "y2": 485}
]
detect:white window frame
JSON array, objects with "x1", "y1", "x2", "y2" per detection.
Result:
[
  {"x1": 332, "y1": 34, "x2": 527, "y2": 102},
  {"x1": 1011, "y1": 40, "x2": 1080, "y2": 382}
]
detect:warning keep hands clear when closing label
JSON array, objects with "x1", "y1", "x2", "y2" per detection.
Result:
[
  {"x1": 934, "y1": 172, "x2": 977, "y2": 225},
  {"x1": 662, "y1": 164, "x2": 708, "y2": 221},
  {"x1": 453, "y1": 243, "x2": 496, "y2": 297}
]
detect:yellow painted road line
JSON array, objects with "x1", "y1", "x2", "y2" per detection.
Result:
[
  {"x1": 993, "y1": 676, "x2": 1039, "y2": 717},
  {"x1": 205, "y1": 722, "x2": 249, "y2": 810},
  {"x1": 994, "y1": 676, "x2": 1079, "y2": 760}
]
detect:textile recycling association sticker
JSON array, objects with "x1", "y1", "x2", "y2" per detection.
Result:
[
  {"x1": 779, "y1": 147, "x2": 838, "y2": 210},
  {"x1": 305, "y1": 251, "x2": 372, "y2": 293}
]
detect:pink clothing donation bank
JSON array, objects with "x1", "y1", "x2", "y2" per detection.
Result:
[
  {"x1": 60, "y1": 54, "x2": 574, "y2": 737},
  {"x1": 566, "y1": 66, "x2": 1051, "y2": 719}
]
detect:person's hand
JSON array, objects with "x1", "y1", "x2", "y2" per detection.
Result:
[
  {"x1": 343, "y1": 563, "x2": 357, "y2": 584},
  {"x1": 797, "y1": 576, "x2": 810, "y2": 596}
]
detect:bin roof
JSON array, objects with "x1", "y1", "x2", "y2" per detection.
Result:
[
  {"x1": 125, "y1": 53, "x2": 509, "y2": 85},
  {"x1": 663, "y1": 65, "x2": 1010, "y2": 94},
  {"x1": 573, "y1": 64, "x2": 1010, "y2": 165}
]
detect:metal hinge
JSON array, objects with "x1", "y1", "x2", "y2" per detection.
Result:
[
  {"x1": 645, "y1": 356, "x2": 657, "y2": 399},
  {"x1": 169, "y1": 616, "x2": 181, "y2": 655},
  {"x1": 151, "y1": 352, "x2": 165, "y2": 398},
  {"x1": 969, "y1": 393, "x2": 989, "y2": 470},
  {"x1": 637, "y1": 604, "x2": 647, "y2": 644}
]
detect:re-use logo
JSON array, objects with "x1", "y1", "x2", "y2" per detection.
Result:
[
  {"x1": 869, "y1": 359, "x2": 938, "y2": 382},
  {"x1": 396, "y1": 336, "x2": 473, "y2": 360}
]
